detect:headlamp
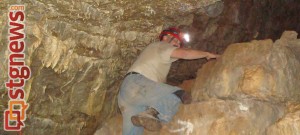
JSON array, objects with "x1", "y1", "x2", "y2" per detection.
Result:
[{"x1": 183, "y1": 33, "x2": 190, "y2": 42}]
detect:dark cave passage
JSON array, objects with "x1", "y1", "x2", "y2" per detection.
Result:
[{"x1": 167, "y1": 0, "x2": 300, "y2": 85}]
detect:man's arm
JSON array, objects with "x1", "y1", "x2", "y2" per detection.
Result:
[{"x1": 171, "y1": 48, "x2": 220, "y2": 60}]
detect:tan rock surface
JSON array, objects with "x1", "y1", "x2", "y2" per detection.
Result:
[
  {"x1": 193, "y1": 32, "x2": 300, "y2": 103},
  {"x1": 97, "y1": 31, "x2": 300, "y2": 135},
  {"x1": 96, "y1": 98, "x2": 284, "y2": 135},
  {"x1": 0, "y1": 0, "x2": 223, "y2": 134},
  {"x1": 267, "y1": 103, "x2": 300, "y2": 135},
  {"x1": 1, "y1": 0, "x2": 300, "y2": 134}
]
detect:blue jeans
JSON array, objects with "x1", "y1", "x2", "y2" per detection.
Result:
[{"x1": 118, "y1": 73, "x2": 182, "y2": 135}]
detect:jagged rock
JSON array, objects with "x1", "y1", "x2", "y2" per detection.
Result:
[
  {"x1": 162, "y1": 99, "x2": 284, "y2": 135},
  {"x1": 168, "y1": 0, "x2": 300, "y2": 85},
  {"x1": 193, "y1": 31, "x2": 300, "y2": 103},
  {"x1": 267, "y1": 103, "x2": 300, "y2": 135},
  {"x1": 96, "y1": 98, "x2": 284, "y2": 135},
  {"x1": 0, "y1": 0, "x2": 222, "y2": 134},
  {"x1": 189, "y1": 31, "x2": 300, "y2": 134},
  {"x1": 96, "y1": 31, "x2": 300, "y2": 135},
  {"x1": 1, "y1": 0, "x2": 300, "y2": 134}
]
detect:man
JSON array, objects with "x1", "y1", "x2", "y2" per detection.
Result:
[{"x1": 118, "y1": 27, "x2": 219, "y2": 135}]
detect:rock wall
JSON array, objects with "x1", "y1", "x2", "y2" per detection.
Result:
[
  {"x1": 193, "y1": 31, "x2": 300, "y2": 103},
  {"x1": 188, "y1": 31, "x2": 300, "y2": 134},
  {"x1": 0, "y1": 0, "x2": 222, "y2": 134},
  {"x1": 1, "y1": 0, "x2": 300, "y2": 134},
  {"x1": 97, "y1": 31, "x2": 300, "y2": 135},
  {"x1": 168, "y1": 0, "x2": 300, "y2": 84}
]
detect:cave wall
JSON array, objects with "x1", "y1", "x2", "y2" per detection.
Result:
[
  {"x1": 167, "y1": 0, "x2": 300, "y2": 84},
  {"x1": 96, "y1": 31, "x2": 300, "y2": 135},
  {"x1": 186, "y1": 31, "x2": 300, "y2": 135},
  {"x1": 0, "y1": 0, "x2": 300, "y2": 134},
  {"x1": 0, "y1": 0, "x2": 221, "y2": 134}
]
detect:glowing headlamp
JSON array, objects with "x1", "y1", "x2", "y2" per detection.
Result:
[{"x1": 183, "y1": 33, "x2": 190, "y2": 42}]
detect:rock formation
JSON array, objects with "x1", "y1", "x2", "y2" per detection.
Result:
[
  {"x1": 96, "y1": 31, "x2": 300, "y2": 135},
  {"x1": 1, "y1": 0, "x2": 300, "y2": 134},
  {"x1": 0, "y1": 0, "x2": 223, "y2": 134}
]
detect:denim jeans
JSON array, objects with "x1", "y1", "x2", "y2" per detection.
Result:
[{"x1": 118, "y1": 73, "x2": 181, "y2": 135}]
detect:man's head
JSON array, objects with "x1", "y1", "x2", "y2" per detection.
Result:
[{"x1": 159, "y1": 27, "x2": 183, "y2": 48}]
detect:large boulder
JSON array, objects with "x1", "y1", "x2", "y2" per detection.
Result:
[
  {"x1": 96, "y1": 31, "x2": 300, "y2": 135},
  {"x1": 193, "y1": 31, "x2": 300, "y2": 103}
]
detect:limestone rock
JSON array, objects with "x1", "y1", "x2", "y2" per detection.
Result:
[
  {"x1": 162, "y1": 99, "x2": 284, "y2": 135},
  {"x1": 0, "y1": 0, "x2": 223, "y2": 134},
  {"x1": 193, "y1": 32, "x2": 300, "y2": 103},
  {"x1": 96, "y1": 99, "x2": 284, "y2": 135},
  {"x1": 1, "y1": 0, "x2": 300, "y2": 134},
  {"x1": 267, "y1": 103, "x2": 300, "y2": 135},
  {"x1": 96, "y1": 31, "x2": 300, "y2": 135},
  {"x1": 167, "y1": 0, "x2": 300, "y2": 85}
]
